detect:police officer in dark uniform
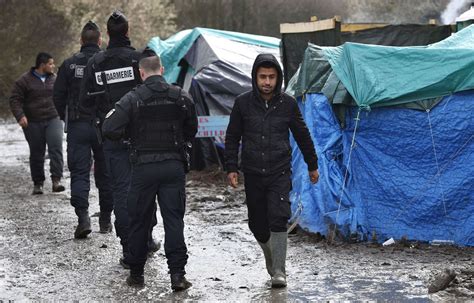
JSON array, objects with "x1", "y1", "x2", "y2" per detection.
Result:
[
  {"x1": 53, "y1": 21, "x2": 114, "y2": 239},
  {"x1": 102, "y1": 54, "x2": 197, "y2": 290},
  {"x1": 79, "y1": 10, "x2": 159, "y2": 266}
]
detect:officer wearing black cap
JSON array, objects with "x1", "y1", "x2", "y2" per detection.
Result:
[
  {"x1": 53, "y1": 21, "x2": 114, "y2": 239},
  {"x1": 79, "y1": 10, "x2": 159, "y2": 267},
  {"x1": 102, "y1": 53, "x2": 197, "y2": 291}
]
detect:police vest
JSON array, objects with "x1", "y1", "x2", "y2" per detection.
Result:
[
  {"x1": 68, "y1": 52, "x2": 92, "y2": 120},
  {"x1": 93, "y1": 49, "x2": 140, "y2": 110},
  {"x1": 131, "y1": 85, "x2": 187, "y2": 153}
]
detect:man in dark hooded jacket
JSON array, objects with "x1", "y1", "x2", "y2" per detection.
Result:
[
  {"x1": 225, "y1": 53, "x2": 319, "y2": 288},
  {"x1": 79, "y1": 10, "x2": 159, "y2": 268}
]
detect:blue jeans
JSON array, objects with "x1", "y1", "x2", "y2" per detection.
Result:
[
  {"x1": 23, "y1": 117, "x2": 64, "y2": 184},
  {"x1": 67, "y1": 121, "x2": 113, "y2": 212}
]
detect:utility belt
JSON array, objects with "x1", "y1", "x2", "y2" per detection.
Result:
[{"x1": 130, "y1": 143, "x2": 191, "y2": 173}]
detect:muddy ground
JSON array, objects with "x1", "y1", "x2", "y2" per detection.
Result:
[{"x1": 0, "y1": 120, "x2": 473, "y2": 301}]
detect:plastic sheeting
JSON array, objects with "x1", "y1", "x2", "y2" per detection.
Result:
[
  {"x1": 290, "y1": 92, "x2": 474, "y2": 246},
  {"x1": 281, "y1": 24, "x2": 451, "y2": 87},
  {"x1": 322, "y1": 25, "x2": 474, "y2": 107},
  {"x1": 340, "y1": 24, "x2": 452, "y2": 46},
  {"x1": 147, "y1": 27, "x2": 280, "y2": 84},
  {"x1": 287, "y1": 44, "x2": 442, "y2": 112}
]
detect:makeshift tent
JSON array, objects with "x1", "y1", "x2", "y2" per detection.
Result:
[
  {"x1": 280, "y1": 17, "x2": 452, "y2": 87},
  {"x1": 456, "y1": 3, "x2": 474, "y2": 31},
  {"x1": 287, "y1": 25, "x2": 474, "y2": 246},
  {"x1": 148, "y1": 28, "x2": 281, "y2": 169}
]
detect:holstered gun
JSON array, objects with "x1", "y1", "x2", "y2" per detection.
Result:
[
  {"x1": 87, "y1": 71, "x2": 113, "y2": 145},
  {"x1": 94, "y1": 116, "x2": 103, "y2": 145}
]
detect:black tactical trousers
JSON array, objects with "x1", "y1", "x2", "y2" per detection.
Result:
[
  {"x1": 244, "y1": 170, "x2": 292, "y2": 243},
  {"x1": 67, "y1": 121, "x2": 113, "y2": 213},
  {"x1": 103, "y1": 140, "x2": 131, "y2": 248},
  {"x1": 127, "y1": 159, "x2": 188, "y2": 274}
]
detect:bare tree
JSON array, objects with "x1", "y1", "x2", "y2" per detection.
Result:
[
  {"x1": 0, "y1": 0, "x2": 177, "y2": 119},
  {"x1": 53, "y1": 0, "x2": 177, "y2": 54},
  {"x1": 173, "y1": 0, "x2": 453, "y2": 37},
  {"x1": 0, "y1": 0, "x2": 72, "y2": 118}
]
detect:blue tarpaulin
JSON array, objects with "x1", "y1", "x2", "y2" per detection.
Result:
[{"x1": 290, "y1": 92, "x2": 474, "y2": 246}]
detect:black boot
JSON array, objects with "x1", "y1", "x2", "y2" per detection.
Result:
[
  {"x1": 170, "y1": 273, "x2": 192, "y2": 291},
  {"x1": 74, "y1": 209, "x2": 92, "y2": 239},
  {"x1": 127, "y1": 266, "x2": 144, "y2": 288},
  {"x1": 119, "y1": 246, "x2": 130, "y2": 269},
  {"x1": 147, "y1": 237, "x2": 161, "y2": 255},
  {"x1": 52, "y1": 176, "x2": 65, "y2": 192},
  {"x1": 32, "y1": 182, "x2": 44, "y2": 195},
  {"x1": 119, "y1": 257, "x2": 130, "y2": 269},
  {"x1": 99, "y1": 211, "x2": 112, "y2": 233}
]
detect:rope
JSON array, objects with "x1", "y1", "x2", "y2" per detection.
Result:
[
  {"x1": 426, "y1": 109, "x2": 447, "y2": 215},
  {"x1": 287, "y1": 195, "x2": 303, "y2": 234},
  {"x1": 331, "y1": 107, "x2": 362, "y2": 242},
  {"x1": 390, "y1": 133, "x2": 474, "y2": 224}
]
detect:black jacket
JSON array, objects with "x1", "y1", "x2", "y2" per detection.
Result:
[
  {"x1": 102, "y1": 75, "x2": 198, "y2": 164},
  {"x1": 79, "y1": 36, "x2": 142, "y2": 120},
  {"x1": 53, "y1": 43, "x2": 101, "y2": 121},
  {"x1": 225, "y1": 54, "x2": 318, "y2": 175}
]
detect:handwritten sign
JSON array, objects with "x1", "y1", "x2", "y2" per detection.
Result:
[{"x1": 196, "y1": 115, "x2": 229, "y2": 138}]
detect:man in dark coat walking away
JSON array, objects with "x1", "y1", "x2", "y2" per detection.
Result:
[
  {"x1": 102, "y1": 54, "x2": 197, "y2": 290},
  {"x1": 9, "y1": 52, "x2": 65, "y2": 195},
  {"x1": 53, "y1": 21, "x2": 114, "y2": 239},
  {"x1": 225, "y1": 53, "x2": 319, "y2": 288},
  {"x1": 79, "y1": 10, "x2": 160, "y2": 268}
]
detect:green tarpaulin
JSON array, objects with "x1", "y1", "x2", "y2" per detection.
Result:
[{"x1": 288, "y1": 25, "x2": 474, "y2": 108}]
